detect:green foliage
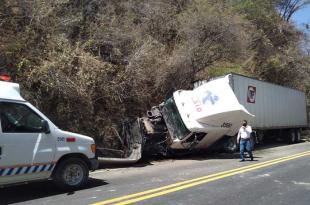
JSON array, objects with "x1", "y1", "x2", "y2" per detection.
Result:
[{"x1": 208, "y1": 63, "x2": 246, "y2": 78}]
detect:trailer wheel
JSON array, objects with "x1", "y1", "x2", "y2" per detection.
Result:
[
  {"x1": 295, "y1": 129, "x2": 301, "y2": 143},
  {"x1": 250, "y1": 133, "x2": 256, "y2": 150},
  {"x1": 256, "y1": 131, "x2": 264, "y2": 145},
  {"x1": 53, "y1": 158, "x2": 89, "y2": 190},
  {"x1": 288, "y1": 130, "x2": 296, "y2": 144}
]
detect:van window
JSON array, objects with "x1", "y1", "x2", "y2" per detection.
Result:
[{"x1": 0, "y1": 102, "x2": 44, "y2": 133}]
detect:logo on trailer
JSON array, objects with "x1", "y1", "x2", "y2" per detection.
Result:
[{"x1": 247, "y1": 86, "x2": 256, "y2": 103}]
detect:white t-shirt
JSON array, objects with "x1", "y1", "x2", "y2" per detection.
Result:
[{"x1": 237, "y1": 125, "x2": 252, "y2": 140}]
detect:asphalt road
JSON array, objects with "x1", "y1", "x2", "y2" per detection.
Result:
[{"x1": 1, "y1": 141, "x2": 310, "y2": 205}]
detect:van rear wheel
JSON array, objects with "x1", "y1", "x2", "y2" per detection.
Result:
[{"x1": 53, "y1": 158, "x2": 89, "y2": 190}]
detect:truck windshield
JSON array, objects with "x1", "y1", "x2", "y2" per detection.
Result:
[{"x1": 161, "y1": 97, "x2": 190, "y2": 140}]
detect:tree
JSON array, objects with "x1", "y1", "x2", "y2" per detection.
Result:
[
  {"x1": 303, "y1": 24, "x2": 310, "y2": 56},
  {"x1": 277, "y1": 0, "x2": 310, "y2": 21}
]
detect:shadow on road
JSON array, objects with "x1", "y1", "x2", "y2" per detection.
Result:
[
  {"x1": 113, "y1": 140, "x2": 306, "y2": 167},
  {"x1": 254, "y1": 140, "x2": 296, "y2": 151},
  {"x1": 0, "y1": 178, "x2": 107, "y2": 205},
  {"x1": 96, "y1": 140, "x2": 306, "y2": 170},
  {"x1": 99, "y1": 160, "x2": 154, "y2": 170}
]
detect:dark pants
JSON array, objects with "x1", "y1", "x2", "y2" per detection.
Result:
[{"x1": 240, "y1": 139, "x2": 253, "y2": 160}]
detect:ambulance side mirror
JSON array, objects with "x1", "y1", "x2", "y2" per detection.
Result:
[{"x1": 41, "y1": 120, "x2": 51, "y2": 134}]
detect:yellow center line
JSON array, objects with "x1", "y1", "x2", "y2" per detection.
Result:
[
  {"x1": 114, "y1": 152, "x2": 310, "y2": 205},
  {"x1": 90, "y1": 151, "x2": 310, "y2": 205}
]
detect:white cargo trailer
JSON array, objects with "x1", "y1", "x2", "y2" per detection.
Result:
[
  {"x1": 210, "y1": 73, "x2": 308, "y2": 145},
  {"x1": 229, "y1": 74, "x2": 308, "y2": 130}
]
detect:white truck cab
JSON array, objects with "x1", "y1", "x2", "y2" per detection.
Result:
[{"x1": 0, "y1": 77, "x2": 98, "y2": 190}]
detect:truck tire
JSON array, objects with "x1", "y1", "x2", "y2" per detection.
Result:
[
  {"x1": 250, "y1": 134, "x2": 255, "y2": 150},
  {"x1": 295, "y1": 129, "x2": 301, "y2": 143},
  {"x1": 288, "y1": 129, "x2": 296, "y2": 144},
  {"x1": 256, "y1": 131, "x2": 264, "y2": 145},
  {"x1": 53, "y1": 158, "x2": 89, "y2": 190},
  {"x1": 223, "y1": 136, "x2": 238, "y2": 153}
]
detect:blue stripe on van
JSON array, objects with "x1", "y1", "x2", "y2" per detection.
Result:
[
  {"x1": 15, "y1": 167, "x2": 23, "y2": 175},
  {"x1": 7, "y1": 168, "x2": 14, "y2": 175},
  {"x1": 0, "y1": 169, "x2": 4, "y2": 176},
  {"x1": 0, "y1": 162, "x2": 55, "y2": 177}
]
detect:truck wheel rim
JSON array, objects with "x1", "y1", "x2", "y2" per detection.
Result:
[
  {"x1": 297, "y1": 132, "x2": 301, "y2": 141},
  {"x1": 63, "y1": 164, "x2": 84, "y2": 186},
  {"x1": 291, "y1": 133, "x2": 295, "y2": 142}
]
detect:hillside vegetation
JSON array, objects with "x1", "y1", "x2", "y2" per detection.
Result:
[{"x1": 0, "y1": 0, "x2": 309, "y2": 147}]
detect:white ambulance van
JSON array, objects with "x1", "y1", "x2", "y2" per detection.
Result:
[{"x1": 0, "y1": 75, "x2": 98, "y2": 189}]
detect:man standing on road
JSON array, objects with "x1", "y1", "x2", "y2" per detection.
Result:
[{"x1": 237, "y1": 120, "x2": 253, "y2": 162}]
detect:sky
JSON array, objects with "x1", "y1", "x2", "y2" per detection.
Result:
[{"x1": 292, "y1": 5, "x2": 310, "y2": 31}]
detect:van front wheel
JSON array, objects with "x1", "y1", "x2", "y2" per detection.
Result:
[{"x1": 54, "y1": 158, "x2": 89, "y2": 190}]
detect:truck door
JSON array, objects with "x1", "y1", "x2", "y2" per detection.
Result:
[{"x1": 0, "y1": 101, "x2": 55, "y2": 185}]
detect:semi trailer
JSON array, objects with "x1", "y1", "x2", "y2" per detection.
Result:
[{"x1": 97, "y1": 73, "x2": 308, "y2": 162}]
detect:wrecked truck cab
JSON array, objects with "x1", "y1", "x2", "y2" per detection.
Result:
[
  {"x1": 161, "y1": 97, "x2": 191, "y2": 141},
  {"x1": 95, "y1": 75, "x2": 254, "y2": 159},
  {"x1": 158, "y1": 75, "x2": 254, "y2": 151}
]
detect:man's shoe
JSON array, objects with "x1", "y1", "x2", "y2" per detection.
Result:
[
  {"x1": 250, "y1": 156, "x2": 254, "y2": 161},
  {"x1": 239, "y1": 159, "x2": 245, "y2": 162}
]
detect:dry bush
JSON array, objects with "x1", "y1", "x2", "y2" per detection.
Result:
[{"x1": 1, "y1": 0, "x2": 309, "y2": 148}]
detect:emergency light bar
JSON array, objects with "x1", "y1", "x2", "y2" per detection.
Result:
[{"x1": 0, "y1": 74, "x2": 11, "y2": 81}]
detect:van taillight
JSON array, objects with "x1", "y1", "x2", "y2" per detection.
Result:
[
  {"x1": 66, "y1": 137, "x2": 76, "y2": 142},
  {"x1": 0, "y1": 74, "x2": 11, "y2": 81}
]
